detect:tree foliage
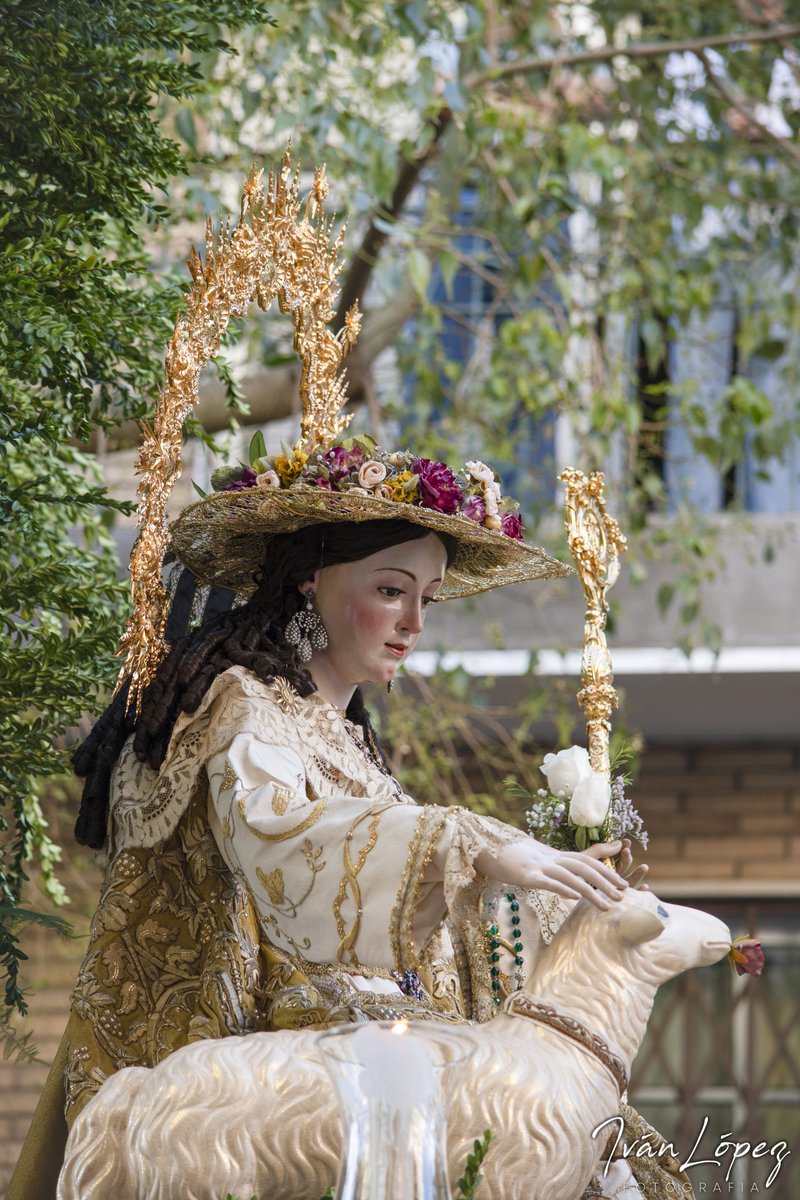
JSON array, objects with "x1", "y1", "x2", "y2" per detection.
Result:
[
  {"x1": 0, "y1": 0, "x2": 273, "y2": 1019},
  {"x1": 192, "y1": 1, "x2": 800, "y2": 645}
]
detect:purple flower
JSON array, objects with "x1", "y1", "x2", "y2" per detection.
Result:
[
  {"x1": 501, "y1": 512, "x2": 525, "y2": 541},
  {"x1": 462, "y1": 494, "x2": 486, "y2": 524},
  {"x1": 315, "y1": 477, "x2": 333, "y2": 489},
  {"x1": 321, "y1": 444, "x2": 364, "y2": 482},
  {"x1": 412, "y1": 457, "x2": 463, "y2": 514},
  {"x1": 223, "y1": 465, "x2": 259, "y2": 491}
]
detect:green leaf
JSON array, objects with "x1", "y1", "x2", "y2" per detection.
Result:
[
  {"x1": 656, "y1": 584, "x2": 674, "y2": 616},
  {"x1": 249, "y1": 429, "x2": 267, "y2": 464},
  {"x1": 407, "y1": 248, "x2": 431, "y2": 300}
]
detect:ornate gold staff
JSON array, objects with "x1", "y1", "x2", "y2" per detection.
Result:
[{"x1": 559, "y1": 469, "x2": 627, "y2": 786}]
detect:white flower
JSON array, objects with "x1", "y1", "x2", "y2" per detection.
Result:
[
  {"x1": 569, "y1": 772, "x2": 612, "y2": 828},
  {"x1": 484, "y1": 487, "x2": 500, "y2": 516},
  {"x1": 358, "y1": 460, "x2": 387, "y2": 488},
  {"x1": 256, "y1": 470, "x2": 281, "y2": 490},
  {"x1": 465, "y1": 459, "x2": 496, "y2": 486},
  {"x1": 540, "y1": 745, "x2": 591, "y2": 798}
]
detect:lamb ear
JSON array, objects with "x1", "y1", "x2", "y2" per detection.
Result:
[{"x1": 618, "y1": 907, "x2": 664, "y2": 946}]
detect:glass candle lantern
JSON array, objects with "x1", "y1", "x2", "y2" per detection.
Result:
[{"x1": 318, "y1": 1020, "x2": 469, "y2": 1200}]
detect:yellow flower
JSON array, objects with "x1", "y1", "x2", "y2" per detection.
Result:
[
  {"x1": 389, "y1": 470, "x2": 417, "y2": 502},
  {"x1": 275, "y1": 449, "x2": 308, "y2": 487}
]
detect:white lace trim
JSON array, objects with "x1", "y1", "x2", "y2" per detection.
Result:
[{"x1": 110, "y1": 667, "x2": 410, "y2": 850}]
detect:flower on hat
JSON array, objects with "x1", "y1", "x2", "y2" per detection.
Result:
[
  {"x1": 358, "y1": 460, "x2": 387, "y2": 489},
  {"x1": 223, "y1": 465, "x2": 259, "y2": 491},
  {"x1": 256, "y1": 470, "x2": 281, "y2": 490},
  {"x1": 275, "y1": 449, "x2": 308, "y2": 487},
  {"x1": 501, "y1": 512, "x2": 525, "y2": 541},
  {"x1": 206, "y1": 435, "x2": 528, "y2": 544},
  {"x1": 412, "y1": 457, "x2": 463, "y2": 514},
  {"x1": 388, "y1": 470, "x2": 417, "y2": 503},
  {"x1": 466, "y1": 460, "x2": 496, "y2": 486},
  {"x1": 462, "y1": 494, "x2": 486, "y2": 524},
  {"x1": 321, "y1": 444, "x2": 363, "y2": 482}
]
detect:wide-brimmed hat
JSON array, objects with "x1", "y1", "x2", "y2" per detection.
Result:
[{"x1": 170, "y1": 438, "x2": 570, "y2": 599}]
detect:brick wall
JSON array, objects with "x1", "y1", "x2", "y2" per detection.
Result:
[
  {"x1": 636, "y1": 746, "x2": 800, "y2": 891},
  {"x1": 2, "y1": 744, "x2": 798, "y2": 1191}
]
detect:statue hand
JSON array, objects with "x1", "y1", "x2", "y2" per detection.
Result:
[
  {"x1": 475, "y1": 836, "x2": 628, "y2": 910},
  {"x1": 616, "y1": 837, "x2": 649, "y2": 890}
]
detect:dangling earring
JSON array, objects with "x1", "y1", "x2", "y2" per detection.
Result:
[
  {"x1": 387, "y1": 679, "x2": 394, "y2": 694},
  {"x1": 284, "y1": 591, "x2": 328, "y2": 663}
]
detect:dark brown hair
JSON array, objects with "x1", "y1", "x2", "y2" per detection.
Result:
[{"x1": 73, "y1": 520, "x2": 457, "y2": 849}]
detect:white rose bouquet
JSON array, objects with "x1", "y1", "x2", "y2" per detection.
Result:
[{"x1": 508, "y1": 745, "x2": 648, "y2": 852}]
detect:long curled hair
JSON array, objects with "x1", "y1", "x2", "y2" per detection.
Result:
[{"x1": 73, "y1": 520, "x2": 457, "y2": 850}]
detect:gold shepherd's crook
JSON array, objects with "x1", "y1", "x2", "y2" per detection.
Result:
[{"x1": 560, "y1": 470, "x2": 627, "y2": 790}]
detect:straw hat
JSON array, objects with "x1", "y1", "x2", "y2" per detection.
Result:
[{"x1": 170, "y1": 438, "x2": 569, "y2": 600}]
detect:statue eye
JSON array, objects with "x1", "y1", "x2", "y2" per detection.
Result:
[{"x1": 657, "y1": 905, "x2": 669, "y2": 918}]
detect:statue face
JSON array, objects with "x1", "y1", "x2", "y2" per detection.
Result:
[{"x1": 306, "y1": 533, "x2": 447, "y2": 690}]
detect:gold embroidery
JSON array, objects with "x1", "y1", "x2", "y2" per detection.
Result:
[
  {"x1": 333, "y1": 805, "x2": 394, "y2": 965},
  {"x1": 257, "y1": 866, "x2": 285, "y2": 906},
  {"x1": 66, "y1": 787, "x2": 265, "y2": 1126},
  {"x1": 530, "y1": 888, "x2": 566, "y2": 944},
  {"x1": 390, "y1": 807, "x2": 448, "y2": 971},
  {"x1": 220, "y1": 758, "x2": 238, "y2": 791},
  {"x1": 238, "y1": 777, "x2": 326, "y2": 842},
  {"x1": 271, "y1": 784, "x2": 294, "y2": 815},
  {"x1": 301, "y1": 837, "x2": 326, "y2": 875}
]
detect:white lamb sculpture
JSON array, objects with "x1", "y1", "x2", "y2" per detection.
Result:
[{"x1": 57, "y1": 888, "x2": 731, "y2": 1200}]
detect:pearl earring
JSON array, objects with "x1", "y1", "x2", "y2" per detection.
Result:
[{"x1": 284, "y1": 591, "x2": 328, "y2": 662}]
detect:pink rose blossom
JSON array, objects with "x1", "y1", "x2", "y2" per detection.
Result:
[
  {"x1": 730, "y1": 938, "x2": 765, "y2": 977},
  {"x1": 501, "y1": 512, "x2": 525, "y2": 541},
  {"x1": 358, "y1": 460, "x2": 387, "y2": 489},
  {"x1": 411, "y1": 457, "x2": 463, "y2": 514},
  {"x1": 462, "y1": 494, "x2": 486, "y2": 524}
]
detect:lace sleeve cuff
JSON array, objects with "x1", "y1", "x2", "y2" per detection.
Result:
[{"x1": 442, "y1": 808, "x2": 527, "y2": 913}]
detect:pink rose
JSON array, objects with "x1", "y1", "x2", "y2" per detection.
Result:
[
  {"x1": 730, "y1": 938, "x2": 765, "y2": 977},
  {"x1": 374, "y1": 483, "x2": 394, "y2": 500},
  {"x1": 461, "y1": 494, "x2": 486, "y2": 524},
  {"x1": 411, "y1": 457, "x2": 463, "y2": 514},
  {"x1": 256, "y1": 470, "x2": 281, "y2": 490},
  {"x1": 358, "y1": 460, "x2": 387, "y2": 489},
  {"x1": 501, "y1": 512, "x2": 525, "y2": 541}
]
